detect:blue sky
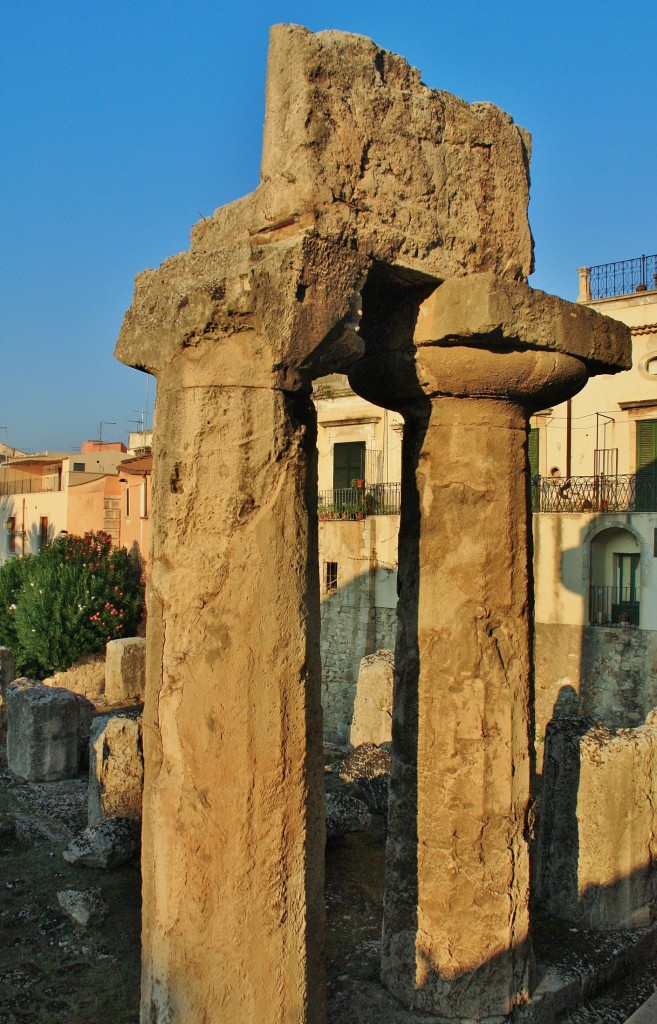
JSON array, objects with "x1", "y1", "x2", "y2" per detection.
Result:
[{"x1": 1, "y1": 1, "x2": 655, "y2": 453}]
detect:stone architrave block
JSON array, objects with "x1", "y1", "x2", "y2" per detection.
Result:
[
  {"x1": 350, "y1": 650, "x2": 394, "y2": 747},
  {"x1": 539, "y1": 714, "x2": 657, "y2": 929},
  {"x1": 0, "y1": 646, "x2": 17, "y2": 727},
  {"x1": 104, "y1": 638, "x2": 146, "y2": 703},
  {"x1": 88, "y1": 711, "x2": 143, "y2": 827},
  {"x1": 6, "y1": 679, "x2": 81, "y2": 782}
]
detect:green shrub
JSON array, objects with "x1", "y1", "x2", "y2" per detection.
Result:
[{"x1": 0, "y1": 532, "x2": 144, "y2": 677}]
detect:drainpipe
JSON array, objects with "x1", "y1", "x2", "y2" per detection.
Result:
[
  {"x1": 21, "y1": 498, "x2": 25, "y2": 556},
  {"x1": 566, "y1": 399, "x2": 572, "y2": 478}
]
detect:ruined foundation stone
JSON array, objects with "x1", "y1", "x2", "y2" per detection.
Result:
[
  {"x1": 104, "y1": 637, "x2": 146, "y2": 703},
  {"x1": 538, "y1": 714, "x2": 657, "y2": 930},
  {"x1": 88, "y1": 711, "x2": 144, "y2": 827},
  {"x1": 6, "y1": 679, "x2": 82, "y2": 782},
  {"x1": 350, "y1": 650, "x2": 394, "y2": 747},
  {"x1": 43, "y1": 653, "x2": 105, "y2": 701},
  {"x1": 115, "y1": 23, "x2": 631, "y2": 1024}
]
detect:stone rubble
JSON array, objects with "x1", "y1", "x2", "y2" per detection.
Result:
[
  {"x1": 57, "y1": 887, "x2": 108, "y2": 927},
  {"x1": 63, "y1": 818, "x2": 139, "y2": 870}
]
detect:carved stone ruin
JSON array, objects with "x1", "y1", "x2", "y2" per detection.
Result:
[{"x1": 115, "y1": 24, "x2": 630, "y2": 1024}]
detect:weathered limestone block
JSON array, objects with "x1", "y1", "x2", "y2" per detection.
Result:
[
  {"x1": 104, "y1": 637, "x2": 146, "y2": 702},
  {"x1": 0, "y1": 646, "x2": 16, "y2": 726},
  {"x1": 538, "y1": 715, "x2": 657, "y2": 929},
  {"x1": 350, "y1": 650, "x2": 394, "y2": 747},
  {"x1": 43, "y1": 653, "x2": 105, "y2": 700},
  {"x1": 88, "y1": 711, "x2": 143, "y2": 827},
  {"x1": 6, "y1": 679, "x2": 81, "y2": 782}
]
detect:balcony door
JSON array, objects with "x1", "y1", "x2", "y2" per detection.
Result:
[
  {"x1": 333, "y1": 441, "x2": 365, "y2": 490},
  {"x1": 613, "y1": 552, "x2": 640, "y2": 625}
]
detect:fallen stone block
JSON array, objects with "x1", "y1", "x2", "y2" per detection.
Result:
[
  {"x1": 63, "y1": 817, "x2": 139, "y2": 869},
  {"x1": 88, "y1": 710, "x2": 143, "y2": 827},
  {"x1": 57, "y1": 888, "x2": 108, "y2": 927},
  {"x1": 105, "y1": 637, "x2": 146, "y2": 702},
  {"x1": 6, "y1": 680, "x2": 81, "y2": 782},
  {"x1": 350, "y1": 650, "x2": 394, "y2": 747}
]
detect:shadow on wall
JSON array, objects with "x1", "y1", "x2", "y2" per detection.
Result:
[{"x1": 319, "y1": 560, "x2": 397, "y2": 744}]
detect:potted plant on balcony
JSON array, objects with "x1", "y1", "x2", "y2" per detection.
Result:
[{"x1": 351, "y1": 478, "x2": 365, "y2": 489}]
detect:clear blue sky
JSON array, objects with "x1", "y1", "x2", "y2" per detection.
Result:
[{"x1": 1, "y1": 0, "x2": 655, "y2": 453}]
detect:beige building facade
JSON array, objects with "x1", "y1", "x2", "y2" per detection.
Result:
[
  {"x1": 317, "y1": 256, "x2": 657, "y2": 747},
  {"x1": 0, "y1": 441, "x2": 129, "y2": 562}
]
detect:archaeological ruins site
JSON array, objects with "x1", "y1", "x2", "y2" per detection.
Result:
[{"x1": 115, "y1": 24, "x2": 632, "y2": 1024}]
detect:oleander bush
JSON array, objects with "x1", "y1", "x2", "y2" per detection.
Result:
[{"x1": 0, "y1": 531, "x2": 144, "y2": 677}]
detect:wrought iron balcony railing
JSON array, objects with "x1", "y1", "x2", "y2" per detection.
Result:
[
  {"x1": 318, "y1": 482, "x2": 401, "y2": 520},
  {"x1": 589, "y1": 585, "x2": 640, "y2": 627},
  {"x1": 588, "y1": 253, "x2": 657, "y2": 299},
  {"x1": 531, "y1": 473, "x2": 657, "y2": 513}
]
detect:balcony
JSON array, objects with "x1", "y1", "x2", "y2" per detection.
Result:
[
  {"x1": 531, "y1": 473, "x2": 657, "y2": 514},
  {"x1": 589, "y1": 586, "x2": 639, "y2": 627},
  {"x1": 318, "y1": 482, "x2": 401, "y2": 520},
  {"x1": 578, "y1": 253, "x2": 657, "y2": 301},
  {"x1": 0, "y1": 474, "x2": 62, "y2": 496}
]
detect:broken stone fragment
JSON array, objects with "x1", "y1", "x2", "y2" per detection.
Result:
[
  {"x1": 57, "y1": 888, "x2": 108, "y2": 927},
  {"x1": 63, "y1": 817, "x2": 139, "y2": 869},
  {"x1": 88, "y1": 710, "x2": 143, "y2": 827}
]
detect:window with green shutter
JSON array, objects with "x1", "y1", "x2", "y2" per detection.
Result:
[
  {"x1": 528, "y1": 428, "x2": 540, "y2": 479},
  {"x1": 333, "y1": 441, "x2": 365, "y2": 490},
  {"x1": 636, "y1": 420, "x2": 657, "y2": 511}
]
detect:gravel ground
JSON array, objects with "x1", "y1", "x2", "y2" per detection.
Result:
[{"x1": 1, "y1": 736, "x2": 655, "y2": 1024}]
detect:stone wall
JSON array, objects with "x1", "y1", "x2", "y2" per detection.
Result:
[
  {"x1": 537, "y1": 714, "x2": 657, "y2": 929},
  {"x1": 534, "y1": 623, "x2": 657, "y2": 769},
  {"x1": 319, "y1": 516, "x2": 398, "y2": 743}
]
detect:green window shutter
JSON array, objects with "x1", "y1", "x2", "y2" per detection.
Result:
[
  {"x1": 635, "y1": 420, "x2": 657, "y2": 511},
  {"x1": 333, "y1": 442, "x2": 365, "y2": 490},
  {"x1": 637, "y1": 420, "x2": 657, "y2": 469},
  {"x1": 528, "y1": 428, "x2": 540, "y2": 479}
]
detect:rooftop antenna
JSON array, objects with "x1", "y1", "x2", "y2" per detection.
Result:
[{"x1": 96, "y1": 421, "x2": 117, "y2": 444}]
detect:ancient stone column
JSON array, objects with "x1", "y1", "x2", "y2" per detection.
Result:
[
  {"x1": 353, "y1": 275, "x2": 630, "y2": 1021},
  {"x1": 139, "y1": 353, "x2": 325, "y2": 1023}
]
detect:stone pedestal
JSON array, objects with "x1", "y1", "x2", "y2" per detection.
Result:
[{"x1": 139, "y1": 369, "x2": 325, "y2": 1024}]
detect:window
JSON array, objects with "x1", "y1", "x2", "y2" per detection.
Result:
[
  {"x1": 39, "y1": 516, "x2": 48, "y2": 550},
  {"x1": 7, "y1": 516, "x2": 16, "y2": 554},
  {"x1": 636, "y1": 420, "x2": 657, "y2": 511},
  {"x1": 73, "y1": 462, "x2": 85, "y2": 472},
  {"x1": 333, "y1": 441, "x2": 365, "y2": 490},
  {"x1": 528, "y1": 427, "x2": 539, "y2": 478},
  {"x1": 140, "y1": 478, "x2": 148, "y2": 519},
  {"x1": 125, "y1": 486, "x2": 130, "y2": 519},
  {"x1": 325, "y1": 561, "x2": 338, "y2": 593}
]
